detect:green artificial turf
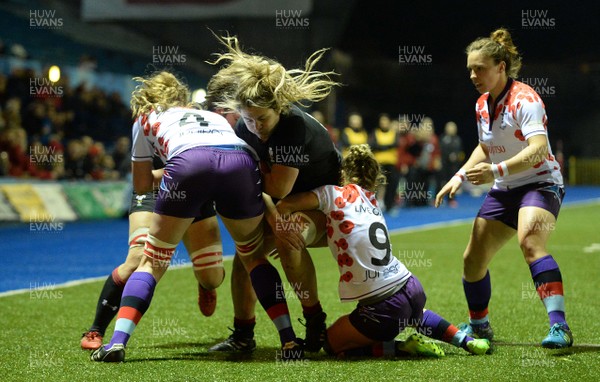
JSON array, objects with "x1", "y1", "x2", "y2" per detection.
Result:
[{"x1": 1, "y1": 203, "x2": 598, "y2": 382}]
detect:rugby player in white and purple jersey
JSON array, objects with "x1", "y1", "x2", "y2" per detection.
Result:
[
  {"x1": 277, "y1": 144, "x2": 491, "y2": 358},
  {"x1": 91, "y1": 71, "x2": 266, "y2": 362},
  {"x1": 436, "y1": 28, "x2": 572, "y2": 349}
]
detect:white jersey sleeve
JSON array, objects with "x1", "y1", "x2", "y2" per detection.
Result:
[
  {"x1": 517, "y1": 98, "x2": 547, "y2": 139},
  {"x1": 131, "y1": 117, "x2": 155, "y2": 162}
]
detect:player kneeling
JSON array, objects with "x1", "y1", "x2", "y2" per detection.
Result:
[{"x1": 276, "y1": 144, "x2": 491, "y2": 358}]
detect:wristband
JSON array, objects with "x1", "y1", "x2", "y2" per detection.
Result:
[
  {"x1": 452, "y1": 169, "x2": 467, "y2": 183},
  {"x1": 491, "y1": 162, "x2": 509, "y2": 179}
]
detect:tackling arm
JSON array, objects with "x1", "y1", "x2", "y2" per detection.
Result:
[{"x1": 132, "y1": 161, "x2": 154, "y2": 194}]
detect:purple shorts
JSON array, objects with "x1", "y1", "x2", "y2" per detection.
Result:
[
  {"x1": 477, "y1": 182, "x2": 565, "y2": 229},
  {"x1": 349, "y1": 276, "x2": 426, "y2": 342},
  {"x1": 155, "y1": 147, "x2": 264, "y2": 220}
]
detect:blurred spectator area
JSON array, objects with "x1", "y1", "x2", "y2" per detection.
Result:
[{"x1": 0, "y1": 6, "x2": 157, "y2": 180}]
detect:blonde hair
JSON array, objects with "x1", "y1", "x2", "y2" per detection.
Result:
[
  {"x1": 342, "y1": 144, "x2": 386, "y2": 191},
  {"x1": 466, "y1": 28, "x2": 522, "y2": 79},
  {"x1": 130, "y1": 71, "x2": 190, "y2": 117},
  {"x1": 203, "y1": 69, "x2": 237, "y2": 111},
  {"x1": 208, "y1": 34, "x2": 340, "y2": 114}
]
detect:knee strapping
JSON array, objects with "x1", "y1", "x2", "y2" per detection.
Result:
[
  {"x1": 189, "y1": 244, "x2": 224, "y2": 269},
  {"x1": 144, "y1": 234, "x2": 177, "y2": 267},
  {"x1": 235, "y1": 229, "x2": 264, "y2": 257},
  {"x1": 294, "y1": 212, "x2": 318, "y2": 246},
  {"x1": 129, "y1": 227, "x2": 150, "y2": 249}
]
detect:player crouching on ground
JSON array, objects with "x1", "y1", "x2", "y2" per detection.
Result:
[{"x1": 276, "y1": 144, "x2": 491, "y2": 358}]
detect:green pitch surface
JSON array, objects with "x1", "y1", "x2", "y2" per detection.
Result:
[{"x1": 1, "y1": 203, "x2": 598, "y2": 382}]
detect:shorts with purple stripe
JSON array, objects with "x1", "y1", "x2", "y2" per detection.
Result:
[
  {"x1": 155, "y1": 146, "x2": 264, "y2": 220},
  {"x1": 349, "y1": 275, "x2": 426, "y2": 342},
  {"x1": 477, "y1": 182, "x2": 565, "y2": 230}
]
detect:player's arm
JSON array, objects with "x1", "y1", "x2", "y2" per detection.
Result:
[
  {"x1": 130, "y1": 117, "x2": 156, "y2": 193},
  {"x1": 276, "y1": 191, "x2": 320, "y2": 216},
  {"x1": 463, "y1": 142, "x2": 490, "y2": 170},
  {"x1": 504, "y1": 134, "x2": 548, "y2": 173},
  {"x1": 263, "y1": 193, "x2": 305, "y2": 251},
  {"x1": 262, "y1": 164, "x2": 299, "y2": 199},
  {"x1": 152, "y1": 168, "x2": 164, "y2": 188},
  {"x1": 435, "y1": 143, "x2": 488, "y2": 207},
  {"x1": 468, "y1": 135, "x2": 548, "y2": 184},
  {"x1": 132, "y1": 160, "x2": 154, "y2": 194}
]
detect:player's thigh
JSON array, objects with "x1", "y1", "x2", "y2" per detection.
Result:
[
  {"x1": 262, "y1": 218, "x2": 278, "y2": 256},
  {"x1": 183, "y1": 216, "x2": 221, "y2": 251},
  {"x1": 517, "y1": 206, "x2": 555, "y2": 262},
  {"x1": 149, "y1": 213, "x2": 194, "y2": 244},
  {"x1": 326, "y1": 315, "x2": 374, "y2": 355},
  {"x1": 220, "y1": 214, "x2": 264, "y2": 243},
  {"x1": 128, "y1": 210, "x2": 153, "y2": 236},
  {"x1": 463, "y1": 217, "x2": 515, "y2": 279}
]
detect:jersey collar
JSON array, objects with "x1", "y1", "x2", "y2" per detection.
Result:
[{"x1": 487, "y1": 78, "x2": 513, "y2": 131}]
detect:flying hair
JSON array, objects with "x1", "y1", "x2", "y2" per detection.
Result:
[{"x1": 207, "y1": 33, "x2": 340, "y2": 114}]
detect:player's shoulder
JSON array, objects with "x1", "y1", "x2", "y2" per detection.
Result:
[
  {"x1": 510, "y1": 80, "x2": 543, "y2": 105},
  {"x1": 279, "y1": 105, "x2": 309, "y2": 128},
  {"x1": 476, "y1": 93, "x2": 489, "y2": 109}
]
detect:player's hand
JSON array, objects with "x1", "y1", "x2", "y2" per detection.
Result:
[
  {"x1": 435, "y1": 178, "x2": 462, "y2": 207},
  {"x1": 275, "y1": 200, "x2": 292, "y2": 216},
  {"x1": 272, "y1": 213, "x2": 306, "y2": 253},
  {"x1": 466, "y1": 163, "x2": 494, "y2": 185}
]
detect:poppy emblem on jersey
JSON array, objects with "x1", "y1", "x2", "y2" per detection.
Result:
[
  {"x1": 152, "y1": 121, "x2": 161, "y2": 136},
  {"x1": 337, "y1": 252, "x2": 354, "y2": 267},
  {"x1": 342, "y1": 186, "x2": 359, "y2": 203},
  {"x1": 326, "y1": 225, "x2": 334, "y2": 238},
  {"x1": 340, "y1": 271, "x2": 353, "y2": 282},
  {"x1": 334, "y1": 238, "x2": 349, "y2": 251},
  {"x1": 364, "y1": 190, "x2": 377, "y2": 204},
  {"x1": 339, "y1": 220, "x2": 355, "y2": 235},
  {"x1": 330, "y1": 210, "x2": 345, "y2": 221},
  {"x1": 514, "y1": 129, "x2": 525, "y2": 141},
  {"x1": 334, "y1": 196, "x2": 346, "y2": 208}
]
